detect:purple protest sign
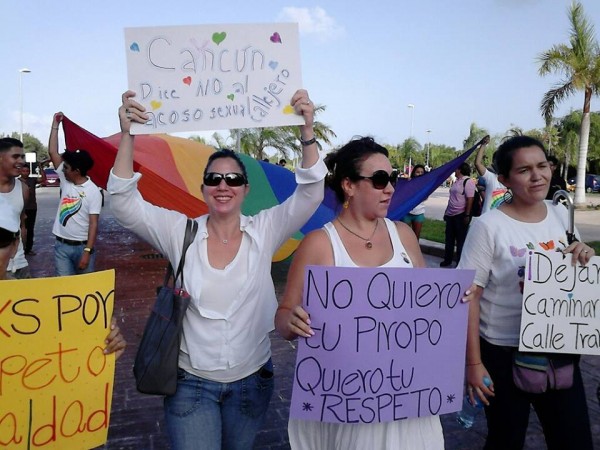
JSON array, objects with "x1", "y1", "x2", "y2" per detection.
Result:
[{"x1": 290, "y1": 265, "x2": 474, "y2": 424}]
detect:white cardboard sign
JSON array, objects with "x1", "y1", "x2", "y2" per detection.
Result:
[
  {"x1": 519, "y1": 251, "x2": 600, "y2": 355},
  {"x1": 124, "y1": 23, "x2": 304, "y2": 134}
]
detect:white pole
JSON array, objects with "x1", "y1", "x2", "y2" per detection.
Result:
[{"x1": 19, "y1": 68, "x2": 32, "y2": 142}]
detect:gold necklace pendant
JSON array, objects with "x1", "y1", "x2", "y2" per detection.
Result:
[{"x1": 337, "y1": 218, "x2": 379, "y2": 250}]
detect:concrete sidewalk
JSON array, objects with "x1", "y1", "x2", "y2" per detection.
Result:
[{"x1": 25, "y1": 194, "x2": 599, "y2": 450}]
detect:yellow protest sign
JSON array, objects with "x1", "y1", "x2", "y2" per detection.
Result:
[{"x1": 0, "y1": 270, "x2": 116, "y2": 449}]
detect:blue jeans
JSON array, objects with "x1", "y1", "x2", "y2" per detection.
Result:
[
  {"x1": 165, "y1": 359, "x2": 274, "y2": 450},
  {"x1": 54, "y1": 240, "x2": 96, "y2": 276}
]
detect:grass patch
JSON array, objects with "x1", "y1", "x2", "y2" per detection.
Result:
[
  {"x1": 421, "y1": 219, "x2": 600, "y2": 254},
  {"x1": 421, "y1": 219, "x2": 445, "y2": 243},
  {"x1": 588, "y1": 241, "x2": 600, "y2": 254}
]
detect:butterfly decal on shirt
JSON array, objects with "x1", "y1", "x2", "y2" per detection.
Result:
[
  {"x1": 510, "y1": 245, "x2": 526, "y2": 257},
  {"x1": 539, "y1": 240, "x2": 555, "y2": 251},
  {"x1": 526, "y1": 242, "x2": 535, "y2": 250}
]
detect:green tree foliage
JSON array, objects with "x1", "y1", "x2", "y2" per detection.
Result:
[
  {"x1": 428, "y1": 144, "x2": 459, "y2": 170},
  {"x1": 538, "y1": 1, "x2": 600, "y2": 205},
  {"x1": 2, "y1": 132, "x2": 48, "y2": 161},
  {"x1": 188, "y1": 135, "x2": 209, "y2": 146},
  {"x1": 463, "y1": 123, "x2": 489, "y2": 150},
  {"x1": 230, "y1": 104, "x2": 336, "y2": 160}
]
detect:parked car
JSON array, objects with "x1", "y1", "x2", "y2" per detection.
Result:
[
  {"x1": 39, "y1": 168, "x2": 60, "y2": 187},
  {"x1": 567, "y1": 174, "x2": 600, "y2": 193}
]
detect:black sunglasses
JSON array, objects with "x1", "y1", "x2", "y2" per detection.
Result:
[
  {"x1": 355, "y1": 170, "x2": 398, "y2": 189},
  {"x1": 203, "y1": 172, "x2": 247, "y2": 187}
]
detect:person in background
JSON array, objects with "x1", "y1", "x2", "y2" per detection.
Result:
[
  {"x1": 49, "y1": 113, "x2": 103, "y2": 276},
  {"x1": 20, "y1": 165, "x2": 46, "y2": 255},
  {"x1": 6, "y1": 239, "x2": 30, "y2": 279},
  {"x1": 278, "y1": 158, "x2": 287, "y2": 167},
  {"x1": 474, "y1": 135, "x2": 508, "y2": 214},
  {"x1": 545, "y1": 155, "x2": 567, "y2": 200},
  {"x1": 0, "y1": 138, "x2": 28, "y2": 279},
  {"x1": 440, "y1": 162, "x2": 475, "y2": 267},
  {"x1": 275, "y1": 137, "x2": 444, "y2": 450},
  {"x1": 459, "y1": 135, "x2": 594, "y2": 449},
  {"x1": 401, "y1": 164, "x2": 427, "y2": 240},
  {"x1": 109, "y1": 89, "x2": 326, "y2": 450}
]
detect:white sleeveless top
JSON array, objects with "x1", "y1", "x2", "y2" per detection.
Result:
[
  {"x1": 288, "y1": 218, "x2": 444, "y2": 450},
  {"x1": 324, "y1": 218, "x2": 413, "y2": 268},
  {"x1": 0, "y1": 180, "x2": 23, "y2": 232}
]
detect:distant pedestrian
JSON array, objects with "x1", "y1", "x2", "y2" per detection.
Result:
[
  {"x1": 6, "y1": 240, "x2": 31, "y2": 279},
  {"x1": 278, "y1": 158, "x2": 287, "y2": 167},
  {"x1": 440, "y1": 162, "x2": 475, "y2": 267},
  {"x1": 401, "y1": 164, "x2": 427, "y2": 240},
  {"x1": 48, "y1": 113, "x2": 102, "y2": 276},
  {"x1": 546, "y1": 155, "x2": 567, "y2": 200},
  {"x1": 20, "y1": 165, "x2": 46, "y2": 255}
]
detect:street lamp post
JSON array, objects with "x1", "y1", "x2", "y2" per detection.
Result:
[
  {"x1": 407, "y1": 104, "x2": 415, "y2": 137},
  {"x1": 19, "y1": 68, "x2": 32, "y2": 143},
  {"x1": 426, "y1": 129, "x2": 431, "y2": 168}
]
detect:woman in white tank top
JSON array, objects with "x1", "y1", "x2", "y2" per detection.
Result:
[{"x1": 275, "y1": 137, "x2": 444, "y2": 450}]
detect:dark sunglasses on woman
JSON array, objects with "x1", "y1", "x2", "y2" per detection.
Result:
[
  {"x1": 203, "y1": 172, "x2": 247, "y2": 187},
  {"x1": 354, "y1": 170, "x2": 399, "y2": 189}
]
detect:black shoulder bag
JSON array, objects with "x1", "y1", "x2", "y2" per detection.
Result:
[{"x1": 133, "y1": 218, "x2": 198, "y2": 395}]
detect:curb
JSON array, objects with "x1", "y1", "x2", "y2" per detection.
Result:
[{"x1": 420, "y1": 238, "x2": 445, "y2": 258}]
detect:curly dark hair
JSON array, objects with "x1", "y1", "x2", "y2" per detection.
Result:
[{"x1": 324, "y1": 137, "x2": 389, "y2": 203}]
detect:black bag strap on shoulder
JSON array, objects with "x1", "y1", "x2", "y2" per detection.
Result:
[
  {"x1": 461, "y1": 178, "x2": 469, "y2": 195},
  {"x1": 163, "y1": 218, "x2": 198, "y2": 289}
]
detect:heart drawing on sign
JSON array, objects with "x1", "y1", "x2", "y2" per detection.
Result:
[
  {"x1": 130, "y1": 42, "x2": 140, "y2": 52},
  {"x1": 150, "y1": 100, "x2": 162, "y2": 110},
  {"x1": 212, "y1": 32, "x2": 227, "y2": 45},
  {"x1": 270, "y1": 32, "x2": 282, "y2": 44},
  {"x1": 227, "y1": 94, "x2": 235, "y2": 101},
  {"x1": 268, "y1": 61, "x2": 278, "y2": 70},
  {"x1": 183, "y1": 76, "x2": 192, "y2": 86},
  {"x1": 282, "y1": 105, "x2": 295, "y2": 114}
]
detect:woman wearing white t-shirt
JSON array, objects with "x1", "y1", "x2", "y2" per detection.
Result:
[{"x1": 458, "y1": 135, "x2": 594, "y2": 449}]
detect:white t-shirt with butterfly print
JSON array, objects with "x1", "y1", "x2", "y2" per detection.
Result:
[{"x1": 457, "y1": 200, "x2": 575, "y2": 347}]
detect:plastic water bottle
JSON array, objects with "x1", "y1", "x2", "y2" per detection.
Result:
[{"x1": 456, "y1": 376, "x2": 492, "y2": 429}]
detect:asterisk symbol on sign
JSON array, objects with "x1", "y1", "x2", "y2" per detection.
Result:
[
  {"x1": 302, "y1": 402, "x2": 313, "y2": 412},
  {"x1": 447, "y1": 394, "x2": 456, "y2": 403}
]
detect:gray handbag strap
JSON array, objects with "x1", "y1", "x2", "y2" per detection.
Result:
[{"x1": 174, "y1": 218, "x2": 198, "y2": 287}]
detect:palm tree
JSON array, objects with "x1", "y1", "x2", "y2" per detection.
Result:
[
  {"x1": 232, "y1": 104, "x2": 336, "y2": 160},
  {"x1": 462, "y1": 123, "x2": 489, "y2": 151},
  {"x1": 538, "y1": 1, "x2": 600, "y2": 205}
]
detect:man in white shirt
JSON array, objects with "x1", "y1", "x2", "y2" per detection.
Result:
[
  {"x1": 0, "y1": 138, "x2": 28, "y2": 279},
  {"x1": 474, "y1": 135, "x2": 508, "y2": 213},
  {"x1": 48, "y1": 114, "x2": 102, "y2": 276}
]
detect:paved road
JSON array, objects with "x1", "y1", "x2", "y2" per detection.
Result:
[{"x1": 24, "y1": 187, "x2": 600, "y2": 450}]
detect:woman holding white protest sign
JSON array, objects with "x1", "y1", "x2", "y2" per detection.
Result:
[
  {"x1": 458, "y1": 135, "x2": 594, "y2": 449},
  {"x1": 275, "y1": 137, "x2": 444, "y2": 449},
  {"x1": 109, "y1": 89, "x2": 326, "y2": 450}
]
